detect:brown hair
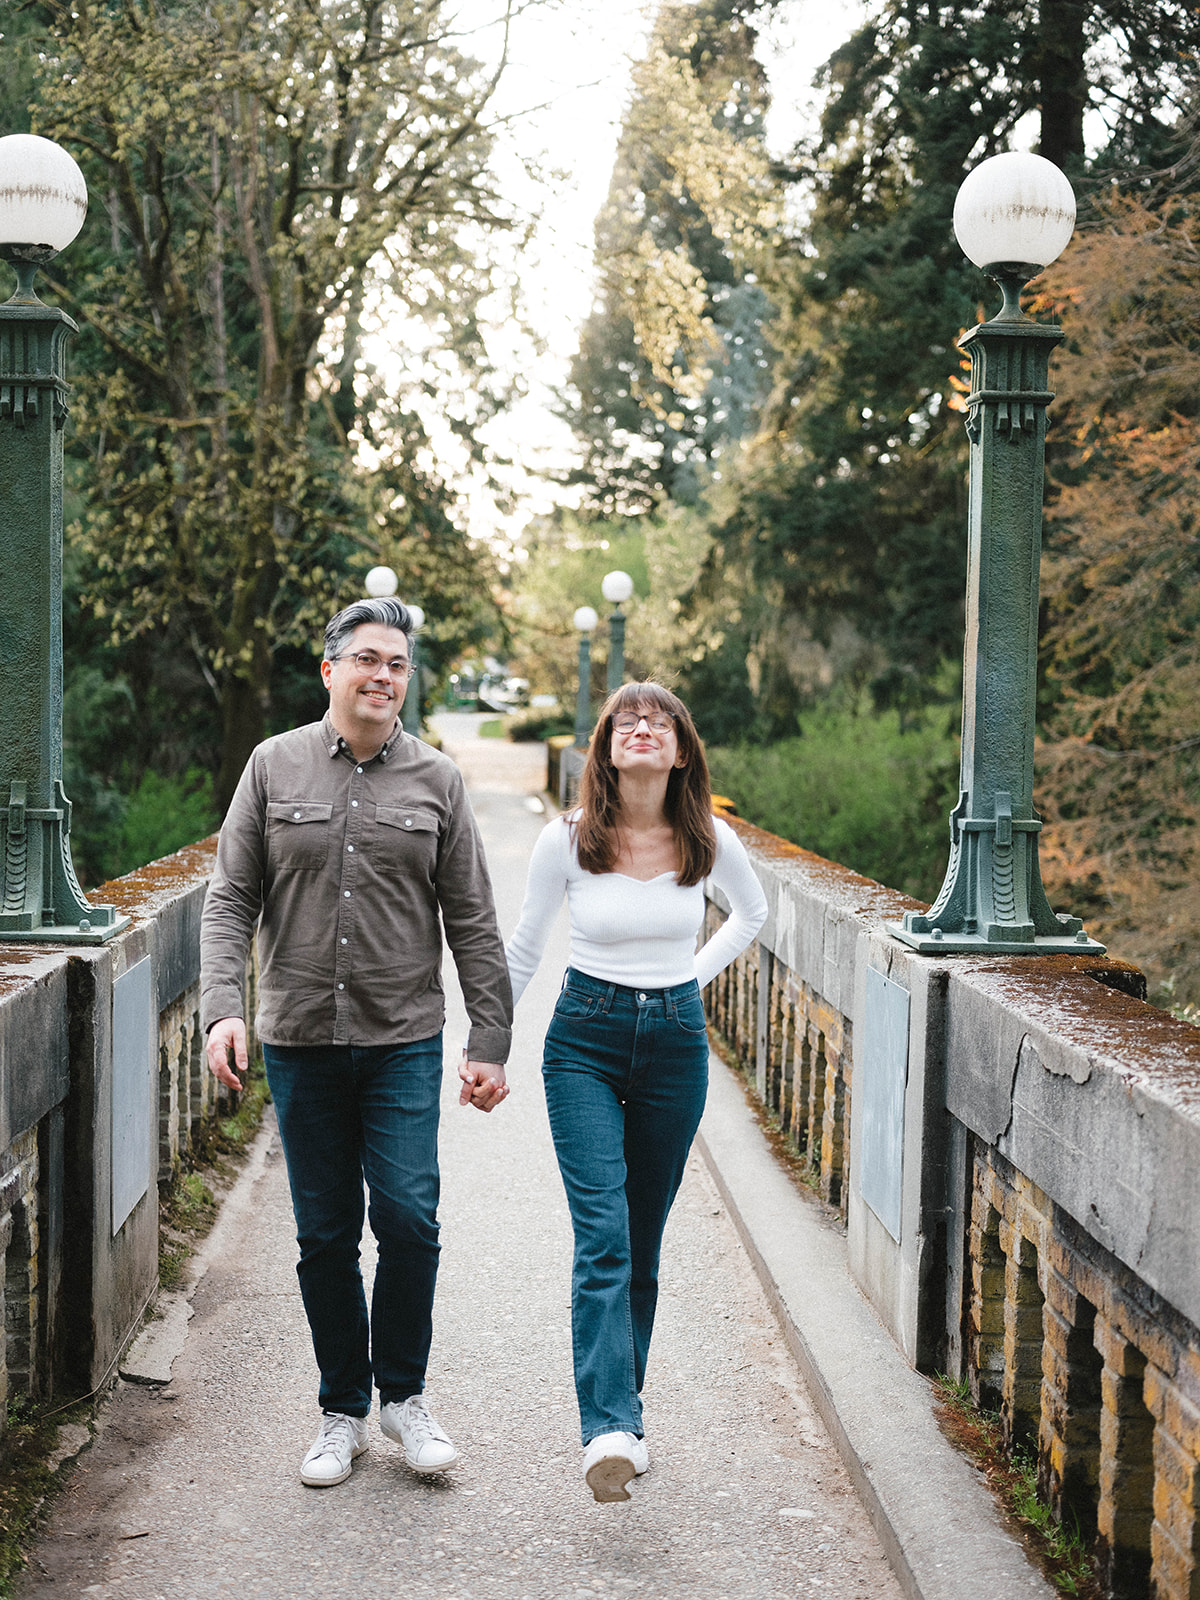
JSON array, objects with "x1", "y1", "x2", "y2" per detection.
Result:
[{"x1": 574, "y1": 682, "x2": 716, "y2": 886}]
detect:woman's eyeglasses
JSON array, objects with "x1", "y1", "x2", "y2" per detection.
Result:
[{"x1": 613, "y1": 712, "x2": 677, "y2": 734}]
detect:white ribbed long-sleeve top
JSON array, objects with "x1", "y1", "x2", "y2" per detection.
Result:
[{"x1": 506, "y1": 814, "x2": 768, "y2": 1008}]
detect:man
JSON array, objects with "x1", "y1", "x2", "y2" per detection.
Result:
[{"x1": 201, "y1": 597, "x2": 511, "y2": 1488}]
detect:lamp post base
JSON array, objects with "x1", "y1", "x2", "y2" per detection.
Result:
[
  {"x1": 886, "y1": 921, "x2": 1105, "y2": 956},
  {"x1": 0, "y1": 908, "x2": 131, "y2": 945}
]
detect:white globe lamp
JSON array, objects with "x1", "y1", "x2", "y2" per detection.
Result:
[
  {"x1": 364, "y1": 565, "x2": 398, "y2": 598},
  {"x1": 0, "y1": 135, "x2": 88, "y2": 302},
  {"x1": 954, "y1": 152, "x2": 1075, "y2": 319},
  {"x1": 601, "y1": 570, "x2": 634, "y2": 606}
]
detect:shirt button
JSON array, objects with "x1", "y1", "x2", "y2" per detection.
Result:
[
  {"x1": 352, "y1": 800, "x2": 359, "y2": 807},
  {"x1": 356, "y1": 766, "x2": 363, "y2": 774},
  {"x1": 347, "y1": 844, "x2": 354, "y2": 853},
  {"x1": 337, "y1": 983, "x2": 345, "y2": 991},
  {"x1": 404, "y1": 818, "x2": 413, "y2": 827},
  {"x1": 293, "y1": 811, "x2": 302, "y2": 819},
  {"x1": 343, "y1": 890, "x2": 351, "y2": 898},
  {"x1": 340, "y1": 938, "x2": 348, "y2": 945}
]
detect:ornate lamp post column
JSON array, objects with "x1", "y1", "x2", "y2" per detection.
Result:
[
  {"x1": 572, "y1": 606, "x2": 598, "y2": 749},
  {"x1": 601, "y1": 569, "x2": 634, "y2": 693},
  {"x1": 401, "y1": 603, "x2": 425, "y2": 736},
  {"x1": 889, "y1": 152, "x2": 1103, "y2": 956},
  {"x1": 0, "y1": 135, "x2": 127, "y2": 943},
  {"x1": 364, "y1": 565, "x2": 422, "y2": 737}
]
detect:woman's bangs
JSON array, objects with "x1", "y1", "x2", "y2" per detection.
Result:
[{"x1": 610, "y1": 682, "x2": 681, "y2": 720}]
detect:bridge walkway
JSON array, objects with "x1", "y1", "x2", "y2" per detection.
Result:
[{"x1": 18, "y1": 716, "x2": 910, "y2": 1599}]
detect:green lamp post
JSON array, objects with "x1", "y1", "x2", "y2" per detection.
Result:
[
  {"x1": 889, "y1": 151, "x2": 1103, "y2": 956},
  {"x1": 401, "y1": 602, "x2": 425, "y2": 737},
  {"x1": 572, "y1": 605, "x2": 598, "y2": 749},
  {"x1": 0, "y1": 134, "x2": 127, "y2": 944},
  {"x1": 363, "y1": 564, "x2": 423, "y2": 737},
  {"x1": 601, "y1": 569, "x2": 634, "y2": 694}
]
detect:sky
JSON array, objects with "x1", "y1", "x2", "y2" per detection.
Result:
[{"x1": 374, "y1": 0, "x2": 868, "y2": 549}]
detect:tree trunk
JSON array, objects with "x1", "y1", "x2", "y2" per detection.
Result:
[
  {"x1": 1037, "y1": 0, "x2": 1088, "y2": 169},
  {"x1": 216, "y1": 665, "x2": 270, "y2": 815}
]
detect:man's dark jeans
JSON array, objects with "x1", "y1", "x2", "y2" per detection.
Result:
[{"x1": 263, "y1": 1035, "x2": 443, "y2": 1417}]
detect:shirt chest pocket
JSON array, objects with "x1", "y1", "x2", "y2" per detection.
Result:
[
  {"x1": 374, "y1": 805, "x2": 439, "y2": 874},
  {"x1": 266, "y1": 802, "x2": 334, "y2": 871}
]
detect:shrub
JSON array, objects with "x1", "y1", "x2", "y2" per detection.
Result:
[
  {"x1": 508, "y1": 708, "x2": 574, "y2": 742},
  {"x1": 114, "y1": 767, "x2": 219, "y2": 879},
  {"x1": 707, "y1": 706, "x2": 960, "y2": 903}
]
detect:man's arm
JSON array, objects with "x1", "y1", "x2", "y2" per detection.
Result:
[
  {"x1": 435, "y1": 768, "x2": 513, "y2": 1069},
  {"x1": 200, "y1": 750, "x2": 268, "y2": 1076}
]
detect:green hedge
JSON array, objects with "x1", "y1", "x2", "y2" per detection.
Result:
[{"x1": 707, "y1": 707, "x2": 960, "y2": 903}]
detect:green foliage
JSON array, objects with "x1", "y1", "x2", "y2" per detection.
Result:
[
  {"x1": 0, "y1": 1392, "x2": 94, "y2": 1598},
  {"x1": 9, "y1": 0, "x2": 517, "y2": 809},
  {"x1": 707, "y1": 704, "x2": 960, "y2": 901},
  {"x1": 507, "y1": 708, "x2": 573, "y2": 742},
  {"x1": 507, "y1": 515, "x2": 652, "y2": 703},
  {"x1": 1031, "y1": 148, "x2": 1200, "y2": 1005},
  {"x1": 116, "y1": 768, "x2": 218, "y2": 878},
  {"x1": 563, "y1": 0, "x2": 780, "y2": 511},
  {"x1": 933, "y1": 1376, "x2": 1098, "y2": 1597}
]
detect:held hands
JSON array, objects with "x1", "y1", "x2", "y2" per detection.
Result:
[
  {"x1": 206, "y1": 1017, "x2": 248, "y2": 1091},
  {"x1": 458, "y1": 1051, "x2": 508, "y2": 1113}
]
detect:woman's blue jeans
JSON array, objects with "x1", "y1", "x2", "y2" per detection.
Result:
[
  {"x1": 263, "y1": 1036, "x2": 443, "y2": 1417},
  {"x1": 542, "y1": 970, "x2": 709, "y2": 1446}
]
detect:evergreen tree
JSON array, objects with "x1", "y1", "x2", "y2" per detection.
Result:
[
  {"x1": 685, "y1": 0, "x2": 1200, "y2": 730},
  {"x1": 563, "y1": 0, "x2": 781, "y2": 512}
]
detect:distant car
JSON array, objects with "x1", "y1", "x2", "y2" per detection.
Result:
[{"x1": 476, "y1": 675, "x2": 530, "y2": 711}]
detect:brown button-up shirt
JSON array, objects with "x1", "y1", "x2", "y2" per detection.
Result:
[{"x1": 199, "y1": 714, "x2": 512, "y2": 1061}]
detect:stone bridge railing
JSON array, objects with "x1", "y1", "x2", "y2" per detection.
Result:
[
  {"x1": 704, "y1": 811, "x2": 1200, "y2": 1600},
  {"x1": 9, "y1": 780, "x2": 1200, "y2": 1600},
  {"x1": 0, "y1": 837, "x2": 245, "y2": 1448}
]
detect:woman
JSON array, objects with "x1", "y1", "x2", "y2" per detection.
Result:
[{"x1": 501, "y1": 682, "x2": 767, "y2": 1503}]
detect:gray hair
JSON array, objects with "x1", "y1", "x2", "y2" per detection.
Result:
[{"x1": 323, "y1": 597, "x2": 415, "y2": 663}]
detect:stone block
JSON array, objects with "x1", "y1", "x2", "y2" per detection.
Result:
[
  {"x1": 1150, "y1": 1520, "x2": 1193, "y2": 1600},
  {"x1": 0, "y1": 951, "x2": 70, "y2": 1150},
  {"x1": 1154, "y1": 1475, "x2": 1198, "y2": 1555},
  {"x1": 1042, "y1": 1302, "x2": 1075, "y2": 1359},
  {"x1": 1156, "y1": 1428, "x2": 1200, "y2": 1501},
  {"x1": 1147, "y1": 1369, "x2": 1200, "y2": 1460}
]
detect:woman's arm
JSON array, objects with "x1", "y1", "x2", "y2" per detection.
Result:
[
  {"x1": 694, "y1": 820, "x2": 768, "y2": 990},
  {"x1": 505, "y1": 816, "x2": 573, "y2": 1008}
]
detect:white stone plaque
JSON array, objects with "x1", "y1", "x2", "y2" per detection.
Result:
[
  {"x1": 112, "y1": 955, "x2": 154, "y2": 1234},
  {"x1": 860, "y1": 967, "x2": 910, "y2": 1241}
]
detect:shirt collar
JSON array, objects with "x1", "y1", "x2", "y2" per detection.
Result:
[{"x1": 322, "y1": 712, "x2": 402, "y2": 764}]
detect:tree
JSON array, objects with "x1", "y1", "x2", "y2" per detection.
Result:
[
  {"x1": 24, "y1": 0, "x2": 521, "y2": 807},
  {"x1": 563, "y1": 0, "x2": 781, "y2": 512},
  {"x1": 680, "y1": 0, "x2": 1200, "y2": 732},
  {"x1": 1033, "y1": 150, "x2": 1200, "y2": 1002}
]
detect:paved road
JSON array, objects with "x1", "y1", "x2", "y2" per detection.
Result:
[{"x1": 19, "y1": 716, "x2": 902, "y2": 1600}]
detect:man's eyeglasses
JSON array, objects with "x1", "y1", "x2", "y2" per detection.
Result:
[
  {"x1": 333, "y1": 650, "x2": 416, "y2": 680},
  {"x1": 613, "y1": 712, "x2": 677, "y2": 734}
]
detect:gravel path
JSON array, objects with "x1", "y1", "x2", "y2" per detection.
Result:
[{"x1": 18, "y1": 717, "x2": 902, "y2": 1600}]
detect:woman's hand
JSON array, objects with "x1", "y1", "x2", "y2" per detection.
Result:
[{"x1": 458, "y1": 1051, "x2": 509, "y2": 1112}]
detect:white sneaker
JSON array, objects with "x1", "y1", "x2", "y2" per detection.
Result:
[
  {"x1": 379, "y1": 1394, "x2": 459, "y2": 1473},
  {"x1": 300, "y1": 1411, "x2": 369, "y2": 1487},
  {"x1": 582, "y1": 1431, "x2": 649, "y2": 1503}
]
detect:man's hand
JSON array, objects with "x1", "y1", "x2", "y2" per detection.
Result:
[
  {"x1": 458, "y1": 1054, "x2": 508, "y2": 1113},
  {"x1": 206, "y1": 1017, "x2": 249, "y2": 1092}
]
